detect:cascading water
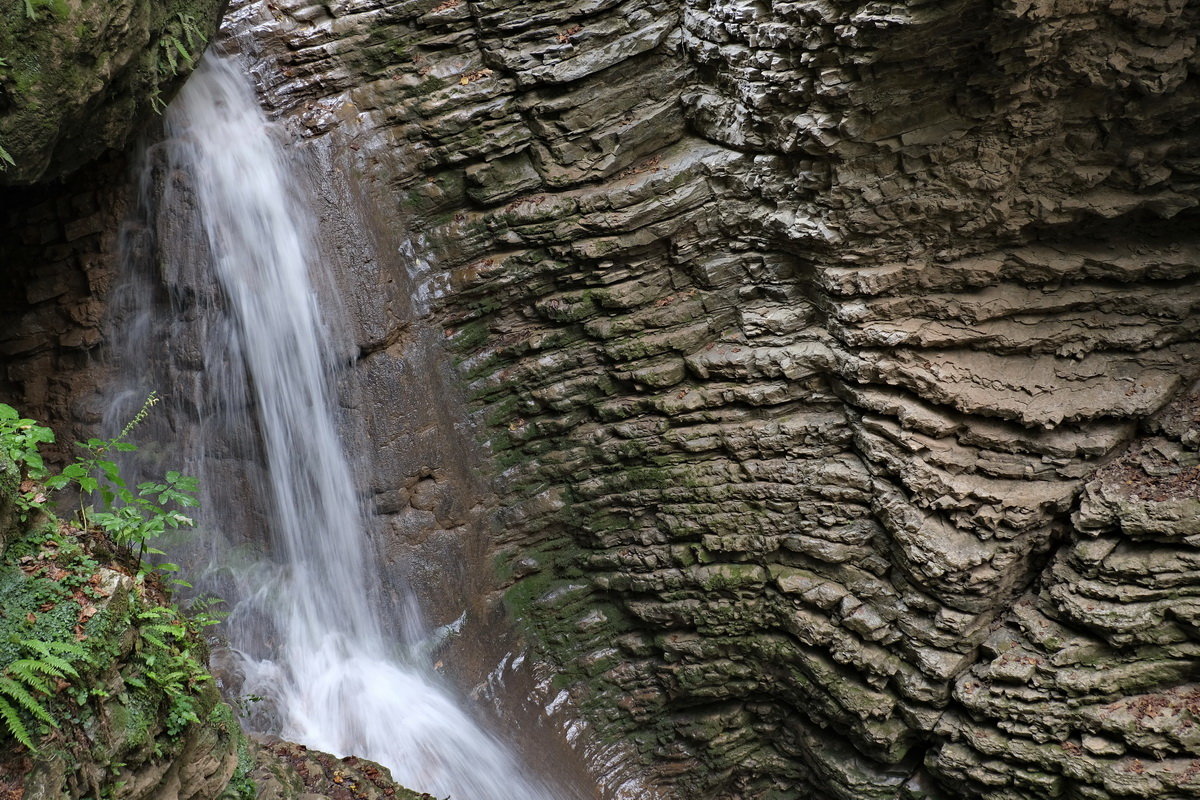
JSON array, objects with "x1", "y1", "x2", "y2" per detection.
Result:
[{"x1": 121, "y1": 53, "x2": 565, "y2": 800}]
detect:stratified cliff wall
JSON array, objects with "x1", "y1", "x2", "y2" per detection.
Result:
[{"x1": 2, "y1": 1, "x2": 1199, "y2": 799}]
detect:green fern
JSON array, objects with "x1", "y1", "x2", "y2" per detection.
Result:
[
  {"x1": 10, "y1": 652, "x2": 79, "y2": 684},
  {"x1": 0, "y1": 674, "x2": 54, "y2": 724},
  {"x1": 0, "y1": 697, "x2": 34, "y2": 749},
  {"x1": 6, "y1": 661, "x2": 54, "y2": 694},
  {"x1": 0, "y1": 638, "x2": 91, "y2": 750},
  {"x1": 149, "y1": 12, "x2": 209, "y2": 113},
  {"x1": 24, "y1": 638, "x2": 89, "y2": 664}
]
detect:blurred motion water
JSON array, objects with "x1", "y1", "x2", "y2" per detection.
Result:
[{"x1": 127, "y1": 54, "x2": 564, "y2": 800}]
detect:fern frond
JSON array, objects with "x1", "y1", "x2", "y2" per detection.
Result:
[
  {"x1": 12, "y1": 654, "x2": 78, "y2": 681},
  {"x1": 7, "y1": 659, "x2": 58, "y2": 692},
  {"x1": 0, "y1": 697, "x2": 34, "y2": 750},
  {"x1": 141, "y1": 633, "x2": 169, "y2": 650},
  {"x1": 145, "y1": 624, "x2": 182, "y2": 638},
  {"x1": 25, "y1": 638, "x2": 88, "y2": 658},
  {"x1": 0, "y1": 676, "x2": 54, "y2": 725},
  {"x1": 40, "y1": 654, "x2": 80, "y2": 678}
]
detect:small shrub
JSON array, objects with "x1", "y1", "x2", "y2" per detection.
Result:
[{"x1": 0, "y1": 397, "x2": 211, "y2": 751}]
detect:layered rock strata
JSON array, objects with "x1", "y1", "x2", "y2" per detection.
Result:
[{"x1": 2, "y1": 1, "x2": 1200, "y2": 799}]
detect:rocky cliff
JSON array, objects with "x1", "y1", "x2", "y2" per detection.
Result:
[
  {"x1": 2, "y1": 1, "x2": 1200, "y2": 799},
  {"x1": 0, "y1": 435, "x2": 433, "y2": 800},
  {"x1": 0, "y1": 0, "x2": 228, "y2": 185}
]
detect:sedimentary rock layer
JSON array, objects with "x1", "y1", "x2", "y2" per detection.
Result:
[{"x1": 1, "y1": 1, "x2": 1199, "y2": 799}]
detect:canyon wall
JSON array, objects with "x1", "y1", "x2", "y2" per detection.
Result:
[{"x1": 2, "y1": 1, "x2": 1200, "y2": 799}]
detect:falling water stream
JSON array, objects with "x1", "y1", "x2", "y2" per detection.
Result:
[{"x1": 127, "y1": 54, "x2": 564, "y2": 800}]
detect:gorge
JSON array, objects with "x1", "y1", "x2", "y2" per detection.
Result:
[{"x1": 1, "y1": 1, "x2": 1200, "y2": 800}]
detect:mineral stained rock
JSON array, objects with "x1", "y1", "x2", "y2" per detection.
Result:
[
  {"x1": 0, "y1": 0, "x2": 226, "y2": 185},
  {"x1": 2, "y1": 1, "x2": 1200, "y2": 799}
]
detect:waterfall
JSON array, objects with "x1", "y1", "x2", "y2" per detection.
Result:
[{"x1": 122, "y1": 53, "x2": 564, "y2": 800}]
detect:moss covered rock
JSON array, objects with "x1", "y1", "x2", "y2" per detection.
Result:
[
  {"x1": 0, "y1": 522, "x2": 242, "y2": 798},
  {"x1": 0, "y1": 0, "x2": 226, "y2": 185}
]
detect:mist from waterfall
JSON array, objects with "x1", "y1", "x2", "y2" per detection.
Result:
[{"x1": 116, "y1": 53, "x2": 563, "y2": 800}]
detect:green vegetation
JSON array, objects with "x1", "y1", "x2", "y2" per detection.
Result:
[
  {"x1": 130, "y1": 605, "x2": 215, "y2": 737},
  {"x1": 21, "y1": 0, "x2": 69, "y2": 20},
  {"x1": 0, "y1": 637, "x2": 88, "y2": 748},
  {"x1": 149, "y1": 11, "x2": 208, "y2": 112},
  {"x1": 0, "y1": 402, "x2": 54, "y2": 481},
  {"x1": 0, "y1": 397, "x2": 215, "y2": 761},
  {"x1": 41, "y1": 393, "x2": 199, "y2": 574}
]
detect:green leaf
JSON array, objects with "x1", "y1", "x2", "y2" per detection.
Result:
[
  {"x1": 0, "y1": 697, "x2": 34, "y2": 750},
  {"x1": 62, "y1": 463, "x2": 87, "y2": 479},
  {"x1": 173, "y1": 37, "x2": 192, "y2": 64},
  {"x1": 0, "y1": 676, "x2": 55, "y2": 725}
]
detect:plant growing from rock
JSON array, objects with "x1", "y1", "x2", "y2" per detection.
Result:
[
  {"x1": 149, "y1": 11, "x2": 209, "y2": 112},
  {"x1": 0, "y1": 398, "x2": 214, "y2": 755},
  {"x1": 0, "y1": 638, "x2": 89, "y2": 749},
  {"x1": 43, "y1": 392, "x2": 199, "y2": 577}
]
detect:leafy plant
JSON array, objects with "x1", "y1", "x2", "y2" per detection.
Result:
[
  {"x1": 90, "y1": 471, "x2": 198, "y2": 568},
  {"x1": 43, "y1": 393, "x2": 201, "y2": 574},
  {"x1": 0, "y1": 404, "x2": 57, "y2": 519},
  {"x1": 0, "y1": 638, "x2": 90, "y2": 750},
  {"x1": 0, "y1": 399, "x2": 219, "y2": 751},
  {"x1": 132, "y1": 606, "x2": 212, "y2": 736},
  {"x1": 0, "y1": 403, "x2": 55, "y2": 480},
  {"x1": 159, "y1": 13, "x2": 206, "y2": 75},
  {"x1": 149, "y1": 12, "x2": 209, "y2": 112}
]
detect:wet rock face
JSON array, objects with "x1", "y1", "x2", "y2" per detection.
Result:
[
  {"x1": 1, "y1": 0, "x2": 1200, "y2": 798},
  {"x1": 221, "y1": 0, "x2": 1200, "y2": 797},
  {"x1": 247, "y1": 738, "x2": 436, "y2": 800},
  {"x1": 0, "y1": 0, "x2": 226, "y2": 185}
]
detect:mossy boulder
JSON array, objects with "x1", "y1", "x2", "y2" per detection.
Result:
[{"x1": 0, "y1": 0, "x2": 227, "y2": 185}]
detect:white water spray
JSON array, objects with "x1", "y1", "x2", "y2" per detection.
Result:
[{"x1": 158, "y1": 55, "x2": 562, "y2": 800}]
